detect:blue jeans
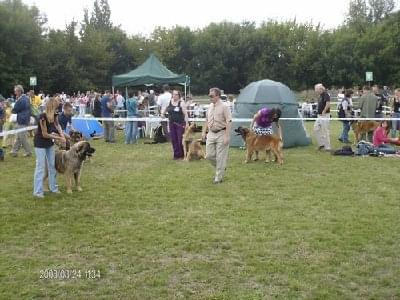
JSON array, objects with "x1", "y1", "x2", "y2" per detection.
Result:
[
  {"x1": 33, "y1": 146, "x2": 58, "y2": 196},
  {"x1": 339, "y1": 121, "x2": 350, "y2": 142},
  {"x1": 125, "y1": 121, "x2": 138, "y2": 144},
  {"x1": 391, "y1": 112, "x2": 400, "y2": 138},
  {"x1": 375, "y1": 144, "x2": 396, "y2": 154}
]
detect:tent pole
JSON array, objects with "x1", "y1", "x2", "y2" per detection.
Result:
[
  {"x1": 184, "y1": 82, "x2": 187, "y2": 101},
  {"x1": 188, "y1": 77, "x2": 191, "y2": 97}
]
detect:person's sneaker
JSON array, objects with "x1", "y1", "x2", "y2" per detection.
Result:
[
  {"x1": 33, "y1": 193, "x2": 44, "y2": 198},
  {"x1": 51, "y1": 190, "x2": 61, "y2": 194},
  {"x1": 317, "y1": 145, "x2": 325, "y2": 151},
  {"x1": 213, "y1": 179, "x2": 223, "y2": 184},
  {"x1": 338, "y1": 138, "x2": 343, "y2": 142}
]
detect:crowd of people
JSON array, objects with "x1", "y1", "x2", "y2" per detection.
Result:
[
  {"x1": 1, "y1": 82, "x2": 400, "y2": 196},
  {"x1": 313, "y1": 83, "x2": 400, "y2": 154}
]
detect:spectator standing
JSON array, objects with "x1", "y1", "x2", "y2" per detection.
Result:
[
  {"x1": 116, "y1": 91, "x2": 126, "y2": 117},
  {"x1": 373, "y1": 85, "x2": 385, "y2": 118},
  {"x1": 157, "y1": 84, "x2": 172, "y2": 141},
  {"x1": 10, "y1": 85, "x2": 32, "y2": 157},
  {"x1": 391, "y1": 88, "x2": 400, "y2": 138},
  {"x1": 125, "y1": 91, "x2": 139, "y2": 144},
  {"x1": 382, "y1": 86, "x2": 390, "y2": 101},
  {"x1": 101, "y1": 91, "x2": 115, "y2": 143},
  {"x1": 58, "y1": 102, "x2": 74, "y2": 131},
  {"x1": 2, "y1": 101, "x2": 15, "y2": 148},
  {"x1": 0, "y1": 100, "x2": 4, "y2": 132},
  {"x1": 202, "y1": 87, "x2": 232, "y2": 184},
  {"x1": 313, "y1": 83, "x2": 331, "y2": 151},
  {"x1": 357, "y1": 85, "x2": 379, "y2": 142},
  {"x1": 338, "y1": 90, "x2": 353, "y2": 144},
  {"x1": 92, "y1": 93, "x2": 102, "y2": 118},
  {"x1": 79, "y1": 94, "x2": 86, "y2": 116}
]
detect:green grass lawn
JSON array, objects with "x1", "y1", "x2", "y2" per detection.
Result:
[{"x1": 1, "y1": 122, "x2": 399, "y2": 299}]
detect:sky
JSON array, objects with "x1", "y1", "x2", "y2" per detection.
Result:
[{"x1": 24, "y1": 0, "x2": 352, "y2": 36}]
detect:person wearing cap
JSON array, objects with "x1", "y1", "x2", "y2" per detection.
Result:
[{"x1": 202, "y1": 87, "x2": 232, "y2": 184}]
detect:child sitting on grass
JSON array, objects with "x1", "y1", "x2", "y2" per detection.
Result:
[{"x1": 373, "y1": 120, "x2": 400, "y2": 154}]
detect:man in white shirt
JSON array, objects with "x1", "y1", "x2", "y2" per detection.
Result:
[
  {"x1": 157, "y1": 85, "x2": 172, "y2": 112},
  {"x1": 116, "y1": 91, "x2": 125, "y2": 113},
  {"x1": 115, "y1": 91, "x2": 126, "y2": 129},
  {"x1": 157, "y1": 84, "x2": 172, "y2": 141}
]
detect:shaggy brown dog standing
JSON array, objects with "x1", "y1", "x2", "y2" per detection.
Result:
[
  {"x1": 44, "y1": 141, "x2": 95, "y2": 193},
  {"x1": 235, "y1": 126, "x2": 283, "y2": 164}
]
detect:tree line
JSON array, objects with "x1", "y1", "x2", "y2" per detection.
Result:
[{"x1": 0, "y1": 0, "x2": 399, "y2": 96}]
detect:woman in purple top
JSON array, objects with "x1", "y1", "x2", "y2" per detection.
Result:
[{"x1": 250, "y1": 107, "x2": 281, "y2": 135}]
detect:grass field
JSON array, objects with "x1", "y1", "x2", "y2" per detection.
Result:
[{"x1": 1, "y1": 122, "x2": 399, "y2": 299}]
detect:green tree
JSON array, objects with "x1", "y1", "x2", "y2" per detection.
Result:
[{"x1": 0, "y1": 0, "x2": 46, "y2": 94}]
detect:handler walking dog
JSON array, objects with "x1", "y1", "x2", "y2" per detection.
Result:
[{"x1": 202, "y1": 87, "x2": 232, "y2": 184}]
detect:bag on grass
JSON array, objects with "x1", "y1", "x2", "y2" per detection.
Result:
[
  {"x1": 333, "y1": 145, "x2": 354, "y2": 156},
  {"x1": 355, "y1": 141, "x2": 374, "y2": 156}
]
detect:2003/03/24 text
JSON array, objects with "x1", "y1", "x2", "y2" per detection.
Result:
[{"x1": 39, "y1": 269, "x2": 101, "y2": 280}]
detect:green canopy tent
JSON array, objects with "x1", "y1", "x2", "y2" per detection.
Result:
[
  {"x1": 112, "y1": 53, "x2": 189, "y2": 98},
  {"x1": 230, "y1": 79, "x2": 311, "y2": 148}
]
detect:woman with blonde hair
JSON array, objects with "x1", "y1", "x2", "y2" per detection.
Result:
[{"x1": 33, "y1": 97, "x2": 65, "y2": 198}]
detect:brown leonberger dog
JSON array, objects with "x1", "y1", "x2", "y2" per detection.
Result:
[
  {"x1": 44, "y1": 141, "x2": 95, "y2": 194},
  {"x1": 351, "y1": 120, "x2": 379, "y2": 142},
  {"x1": 235, "y1": 126, "x2": 283, "y2": 164},
  {"x1": 182, "y1": 123, "x2": 205, "y2": 161}
]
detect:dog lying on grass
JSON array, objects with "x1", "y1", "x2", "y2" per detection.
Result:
[
  {"x1": 44, "y1": 141, "x2": 95, "y2": 194},
  {"x1": 182, "y1": 123, "x2": 205, "y2": 161},
  {"x1": 235, "y1": 126, "x2": 283, "y2": 164}
]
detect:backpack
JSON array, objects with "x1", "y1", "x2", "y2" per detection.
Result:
[
  {"x1": 355, "y1": 141, "x2": 374, "y2": 155},
  {"x1": 337, "y1": 102, "x2": 346, "y2": 118},
  {"x1": 144, "y1": 125, "x2": 167, "y2": 144},
  {"x1": 338, "y1": 98, "x2": 350, "y2": 119}
]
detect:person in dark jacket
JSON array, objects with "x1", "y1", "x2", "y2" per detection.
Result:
[
  {"x1": 10, "y1": 85, "x2": 32, "y2": 157},
  {"x1": 92, "y1": 93, "x2": 102, "y2": 118},
  {"x1": 161, "y1": 90, "x2": 188, "y2": 159}
]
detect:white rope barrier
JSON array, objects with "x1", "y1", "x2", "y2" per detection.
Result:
[
  {"x1": 1, "y1": 116, "x2": 400, "y2": 137},
  {"x1": 0, "y1": 125, "x2": 38, "y2": 137}
]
